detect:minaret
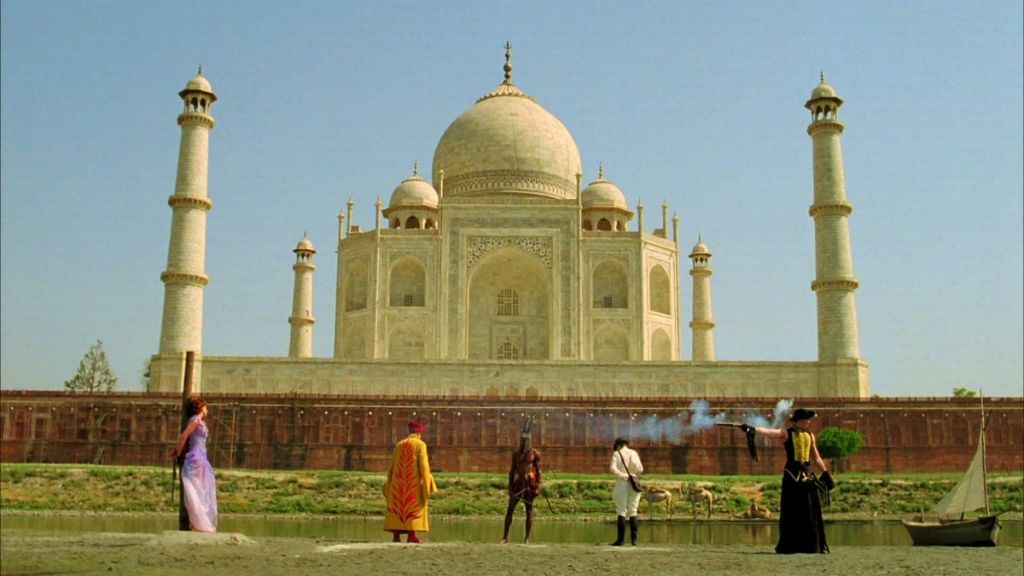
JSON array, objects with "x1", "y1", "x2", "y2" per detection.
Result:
[
  {"x1": 288, "y1": 234, "x2": 316, "y2": 358},
  {"x1": 806, "y1": 74, "x2": 861, "y2": 361},
  {"x1": 689, "y1": 237, "x2": 716, "y2": 361},
  {"x1": 158, "y1": 68, "x2": 216, "y2": 356}
]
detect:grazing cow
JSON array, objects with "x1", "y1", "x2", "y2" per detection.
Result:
[
  {"x1": 642, "y1": 487, "x2": 674, "y2": 517},
  {"x1": 679, "y1": 485, "x2": 714, "y2": 519}
]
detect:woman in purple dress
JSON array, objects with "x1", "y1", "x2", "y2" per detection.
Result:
[{"x1": 172, "y1": 397, "x2": 218, "y2": 532}]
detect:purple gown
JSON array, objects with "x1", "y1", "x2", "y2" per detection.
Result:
[{"x1": 182, "y1": 415, "x2": 218, "y2": 532}]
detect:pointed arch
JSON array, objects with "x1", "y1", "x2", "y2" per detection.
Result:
[
  {"x1": 345, "y1": 258, "x2": 368, "y2": 311},
  {"x1": 468, "y1": 247, "x2": 550, "y2": 360},
  {"x1": 593, "y1": 259, "x2": 628, "y2": 309},
  {"x1": 649, "y1": 264, "x2": 671, "y2": 314},
  {"x1": 593, "y1": 324, "x2": 630, "y2": 363},
  {"x1": 387, "y1": 324, "x2": 425, "y2": 360},
  {"x1": 389, "y1": 257, "x2": 425, "y2": 307},
  {"x1": 651, "y1": 329, "x2": 672, "y2": 361}
]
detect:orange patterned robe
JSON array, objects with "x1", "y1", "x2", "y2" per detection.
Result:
[{"x1": 383, "y1": 433, "x2": 438, "y2": 532}]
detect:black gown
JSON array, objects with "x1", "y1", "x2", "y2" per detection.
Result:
[{"x1": 775, "y1": 426, "x2": 829, "y2": 554}]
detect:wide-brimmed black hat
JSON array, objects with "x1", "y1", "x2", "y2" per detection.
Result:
[{"x1": 790, "y1": 408, "x2": 817, "y2": 422}]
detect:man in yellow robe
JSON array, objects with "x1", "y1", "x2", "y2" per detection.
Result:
[{"x1": 383, "y1": 421, "x2": 438, "y2": 543}]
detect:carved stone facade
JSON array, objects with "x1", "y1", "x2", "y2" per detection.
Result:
[{"x1": 148, "y1": 60, "x2": 870, "y2": 398}]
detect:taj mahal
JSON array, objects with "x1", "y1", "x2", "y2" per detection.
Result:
[{"x1": 148, "y1": 48, "x2": 868, "y2": 399}]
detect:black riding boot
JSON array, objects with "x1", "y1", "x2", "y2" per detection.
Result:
[
  {"x1": 629, "y1": 516, "x2": 638, "y2": 546},
  {"x1": 610, "y1": 515, "x2": 626, "y2": 546}
]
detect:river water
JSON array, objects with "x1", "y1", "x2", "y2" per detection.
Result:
[{"x1": 3, "y1": 514, "x2": 1021, "y2": 547}]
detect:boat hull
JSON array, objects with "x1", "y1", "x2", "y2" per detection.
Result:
[{"x1": 901, "y1": 515, "x2": 1000, "y2": 547}]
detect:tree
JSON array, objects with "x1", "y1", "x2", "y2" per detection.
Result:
[
  {"x1": 65, "y1": 340, "x2": 117, "y2": 392},
  {"x1": 953, "y1": 387, "x2": 977, "y2": 398},
  {"x1": 816, "y1": 427, "x2": 863, "y2": 472},
  {"x1": 140, "y1": 357, "x2": 151, "y2": 389}
]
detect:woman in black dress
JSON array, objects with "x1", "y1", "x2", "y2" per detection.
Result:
[{"x1": 747, "y1": 408, "x2": 831, "y2": 553}]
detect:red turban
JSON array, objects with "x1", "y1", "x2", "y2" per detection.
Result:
[{"x1": 408, "y1": 421, "x2": 426, "y2": 434}]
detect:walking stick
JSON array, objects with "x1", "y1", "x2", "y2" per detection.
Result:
[
  {"x1": 540, "y1": 465, "x2": 557, "y2": 514},
  {"x1": 541, "y1": 484, "x2": 556, "y2": 514}
]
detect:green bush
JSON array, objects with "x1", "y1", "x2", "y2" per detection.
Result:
[{"x1": 817, "y1": 427, "x2": 863, "y2": 460}]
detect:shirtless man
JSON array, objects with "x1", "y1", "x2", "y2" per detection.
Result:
[{"x1": 500, "y1": 418, "x2": 542, "y2": 544}]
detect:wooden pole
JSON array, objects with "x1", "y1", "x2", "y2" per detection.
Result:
[{"x1": 178, "y1": 351, "x2": 195, "y2": 531}]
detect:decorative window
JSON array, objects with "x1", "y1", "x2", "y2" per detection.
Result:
[
  {"x1": 497, "y1": 341, "x2": 520, "y2": 360},
  {"x1": 497, "y1": 289, "x2": 519, "y2": 316}
]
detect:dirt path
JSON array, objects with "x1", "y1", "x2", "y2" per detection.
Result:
[{"x1": 2, "y1": 529, "x2": 1021, "y2": 576}]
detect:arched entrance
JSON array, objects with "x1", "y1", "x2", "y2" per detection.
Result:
[{"x1": 467, "y1": 248, "x2": 550, "y2": 360}]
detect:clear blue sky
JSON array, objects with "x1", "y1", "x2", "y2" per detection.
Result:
[{"x1": 2, "y1": 1, "x2": 1021, "y2": 397}]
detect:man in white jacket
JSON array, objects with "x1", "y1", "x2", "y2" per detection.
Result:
[{"x1": 609, "y1": 437, "x2": 644, "y2": 546}]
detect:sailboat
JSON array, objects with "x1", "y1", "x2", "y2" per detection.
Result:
[{"x1": 901, "y1": 394, "x2": 1001, "y2": 546}]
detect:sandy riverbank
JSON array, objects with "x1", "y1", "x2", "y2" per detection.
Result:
[{"x1": 2, "y1": 528, "x2": 1021, "y2": 576}]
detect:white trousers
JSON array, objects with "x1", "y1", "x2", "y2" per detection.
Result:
[{"x1": 612, "y1": 479, "x2": 641, "y2": 517}]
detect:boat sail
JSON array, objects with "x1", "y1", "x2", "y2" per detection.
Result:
[{"x1": 901, "y1": 394, "x2": 1000, "y2": 546}]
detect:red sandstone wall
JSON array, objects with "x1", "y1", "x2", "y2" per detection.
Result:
[{"x1": 1, "y1": 391, "x2": 1021, "y2": 475}]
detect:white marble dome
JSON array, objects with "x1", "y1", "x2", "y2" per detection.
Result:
[
  {"x1": 809, "y1": 77, "x2": 840, "y2": 101},
  {"x1": 389, "y1": 169, "x2": 439, "y2": 209},
  {"x1": 179, "y1": 68, "x2": 217, "y2": 103},
  {"x1": 581, "y1": 170, "x2": 628, "y2": 211},
  {"x1": 186, "y1": 75, "x2": 212, "y2": 92},
  {"x1": 294, "y1": 235, "x2": 315, "y2": 253},
  {"x1": 432, "y1": 81, "x2": 582, "y2": 200}
]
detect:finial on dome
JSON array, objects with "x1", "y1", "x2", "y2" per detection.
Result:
[
  {"x1": 198, "y1": 64, "x2": 203, "y2": 76},
  {"x1": 820, "y1": 71, "x2": 825, "y2": 84},
  {"x1": 413, "y1": 160, "x2": 419, "y2": 177},
  {"x1": 504, "y1": 41, "x2": 512, "y2": 83},
  {"x1": 598, "y1": 162, "x2": 605, "y2": 180}
]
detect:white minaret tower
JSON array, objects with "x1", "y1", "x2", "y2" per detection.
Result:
[
  {"x1": 688, "y1": 237, "x2": 716, "y2": 361},
  {"x1": 158, "y1": 68, "x2": 216, "y2": 356},
  {"x1": 806, "y1": 74, "x2": 861, "y2": 362},
  {"x1": 288, "y1": 234, "x2": 316, "y2": 358}
]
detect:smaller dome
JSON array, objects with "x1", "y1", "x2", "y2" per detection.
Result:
[
  {"x1": 810, "y1": 82, "x2": 836, "y2": 100},
  {"x1": 808, "y1": 73, "x2": 840, "y2": 101},
  {"x1": 294, "y1": 235, "x2": 315, "y2": 253},
  {"x1": 185, "y1": 74, "x2": 213, "y2": 93},
  {"x1": 389, "y1": 164, "x2": 439, "y2": 209},
  {"x1": 179, "y1": 67, "x2": 217, "y2": 101},
  {"x1": 581, "y1": 166, "x2": 628, "y2": 211},
  {"x1": 689, "y1": 238, "x2": 711, "y2": 257}
]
